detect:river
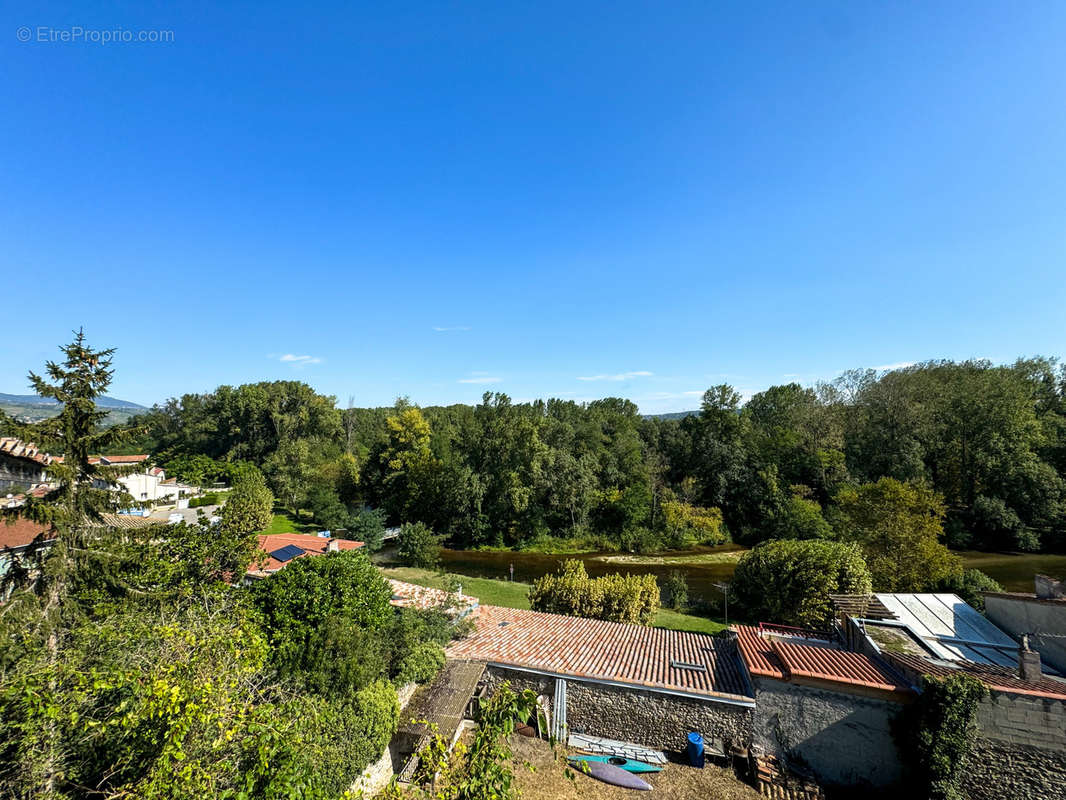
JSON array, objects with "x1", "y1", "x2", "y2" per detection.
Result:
[{"x1": 435, "y1": 545, "x2": 1066, "y2": 599}]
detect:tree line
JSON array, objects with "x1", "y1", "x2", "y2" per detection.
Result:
[{"x1": 123, "y1": 356, "x2": 1066, "y2": 555}]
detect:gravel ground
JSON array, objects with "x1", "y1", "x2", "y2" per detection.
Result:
[{"x1": 508, "y1": 735, "x2": 762, "y2": 800}]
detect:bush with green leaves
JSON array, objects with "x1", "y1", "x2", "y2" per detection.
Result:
[
  {"x1": 397, "y1": 521, "x2": 444, "y2": 569},
  {"x1": 348, "y1": 506, "x2": 387, "y2": 551},
  {"x1": 383, "y1": 682, "x2": 537, "y2": 800},
  {"x1": 395, "y1": 640, "x2": 447, "y2": 685},
  {"x1": 661, "y1": 570, "x2": 689, "y2": 610},
  {"x1": 250, "y1": 549, "x2": 392, "y2": 671},
  {"x1": 732, "y1": 539, "x2": 872, "y2": 627},
  {"x1": 934, "y1": 569, "x2": 1003, "y2": 613},
  {"x1": 896, "y1": 673, "x2": 988, "y2": 800},
  {"x1": 528, "y1": 560, "x2": 660, "y2": 625}
]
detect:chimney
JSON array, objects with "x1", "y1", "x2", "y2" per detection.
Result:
[
  {"x1": 1019, "y1": 634, "x2": 1042, "y2": 681},
  {"x1": 327, "y1": 538, "x2": 340, "y2": 553}
]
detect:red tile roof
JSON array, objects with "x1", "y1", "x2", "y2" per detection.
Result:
[
  {"x1": 886, "y1": 652, "x2": 1066, "y2": 701},
  {"x1": 248, "y1": 533, "x2": 364, "y2": 575},
  {"x1": 0, "y1": 516, "x2": 56, "y2": 550},
  {"x1": 0, "y1": 438, "x2": 53, "y2": 466},
  {"x1": 772, "y1": 639, "x2": 911, "y2": 694},
  {"x1": 90, "y1": 455, "x2": 149, "y2": 465},
  {"x1": 735, "y1": 624, "x2": 787, "y2": 679},
  {"x1": 734, "y1": 625, "x2": 912, "y2": 695},
  {"x1": 446, "y1": 605, "x2": 754, "y2": 702},
  {"x1": 388, "y1": 579, "x2": 478, "y2": 614}
]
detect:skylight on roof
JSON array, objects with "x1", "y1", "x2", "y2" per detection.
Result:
[{"x1": 670, "y1": 660, "x2": 707, "y2": 672}]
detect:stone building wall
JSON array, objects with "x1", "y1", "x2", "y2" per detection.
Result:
[
  {"x1": 482, "y1": 665, "x2": 753, "y2": 752},
  {"x1": 752, "y1": 678, "x2": 905, "y2": 789},
  {"x1": 961, "y1": 691, "x2": 1066, "y2": 800}
]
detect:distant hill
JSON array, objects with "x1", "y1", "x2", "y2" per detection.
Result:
[
  {"x1": 0, "y1": 393, "x2": 147, "y2": 425},
  {"x1": 644, "y1": 410, "x2": 700, "y2": 421}
]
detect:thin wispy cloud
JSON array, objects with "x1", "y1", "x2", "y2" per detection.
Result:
[
  {"x1": 872, "y1": 361, "x2": 915, "y2": 371},
  {"x1": 433, "y1": 325, "x2": 471, "y2": 332},
  {"x1": 458, "y1": 371, "x2": 502, "y2": 384},
  {"x1": 274, "y1": 353, "x2": 322, "y2": 365},
  {"x1": 577, "y1": 370, "x2": 653, "y2": 382}
]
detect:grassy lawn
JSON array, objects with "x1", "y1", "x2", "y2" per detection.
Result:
[
  {"x1": 260, "y1": 509, "x2": 318, "y2": 535},
  {"x1": 378, "y1": 566, "x2": 727, "y2": 635}
]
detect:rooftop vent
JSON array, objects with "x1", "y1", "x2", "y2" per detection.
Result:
[{"x1": 270, "y1": 544, "x2": 305, "y2": 562}]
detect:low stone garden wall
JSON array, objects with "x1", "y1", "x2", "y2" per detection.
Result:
[{"x1": 482, "y1": 664, "x2": 754, "y2": 753}]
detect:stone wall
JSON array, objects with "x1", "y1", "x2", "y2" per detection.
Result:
[
  {"x1": 960, "y1": 691, "x2": 1066, "y2": 800},
  {"x1": 483, "y1": 665, "x2": 753, "y2": 752},
  {"x1": 752, "y1": 678, "x2": 905, "y2": 789},
  {"x1": 566, "y1": 679, "x2": 753, "y2": 752}
]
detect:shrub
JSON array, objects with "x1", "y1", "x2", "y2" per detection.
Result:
[
  {"x1": 395, "y1": 641, "x2": 447, "y2": 685},
  {"x1": 661, "y1": 500, "x2": 726, "y2": 545},
  {"x1": 733, "y1": 539, "x2": 872, "y2": 627},
  {"x1": 528, "y1": 560, "x2": 660, "y2": 625},
  {"x1": 397, "y1": 521, "x2": 444, "y2": 569},
  {"x1": 297, "y1": 615, "x2": 390, "y2": 695},
  {"x1": 348, "y1": 507, "x2": 387, "y2": 552},
  {"x1": 934, "y1": 569, "x2": 1003, "y2": 613},
  {"x1": 189, "y1": 492, "x2": 222, "y2": 508},
  {"x1": 250, "y1": 550, "x2": 393, "y2": 670},
  {"x1": 661, "y1": 570, "x2": 689, "y2": 610}
]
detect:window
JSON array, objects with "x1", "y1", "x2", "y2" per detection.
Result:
[{"x1": 141, "y1": 492, "x2": 148, "y2": 499}]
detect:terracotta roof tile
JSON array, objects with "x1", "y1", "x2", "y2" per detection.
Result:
[
  {"x1": 886, "y1": 652, "x2": 1066, "y2": 701},
  {"x1": 388, "y1": 579, "x2": 478, "y2": 614},
  {"x1": 446, "y1": 605, "x2": 753, "y2": 702},
  {"x1": 771, "y1": 639, "x2": 911, "y2": 694},
  {"x1": 0, "y1": 516, "x2": 56, "y2": 549},
  {"x1": 734, "y1": 624, "x2": 912, "y2": 695},
  {"x1": 92, "y1": 455, "x2": 149, "y2": 464},
  {"x1": 247, "y1": 533, "x2": 364, "y2": 575},
  {"x1": 0, "y1": 437, "x2": 54, "y2": 466}
]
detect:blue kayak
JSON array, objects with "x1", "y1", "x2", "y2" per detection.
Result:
[{"x1": 568, "y1": 755, "x2": 662, "y2": 774}]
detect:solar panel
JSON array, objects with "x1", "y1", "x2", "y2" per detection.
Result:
[{"x1": 270, "y1": 544, "x2": 305, "y2": 562}]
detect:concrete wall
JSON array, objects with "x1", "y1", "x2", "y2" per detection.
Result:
[
  {"x1": 482, "y1": 665, "x2": 754, "y2": 752},
  {"x1": 961, "y1": 690, "x2": 1066, "y2": 800},
  {"x1": 752, "y1": 678, "x2": 905, "y2": 789},
  {"x1": 984, "y1": 594, "x2": 1066, "y2": 674}
]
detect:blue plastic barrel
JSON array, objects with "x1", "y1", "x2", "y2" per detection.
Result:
[{"x1": 687, "y1": 732, "x2": 705, "y2": 768}]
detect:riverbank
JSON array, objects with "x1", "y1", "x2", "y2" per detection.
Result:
[{"x1": 378, "y1": 566, "x2": 728, "y2": 635}]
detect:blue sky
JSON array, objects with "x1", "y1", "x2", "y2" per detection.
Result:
[{"x1": 3, "y1": 2, "x2": 1065, "y2": 413}]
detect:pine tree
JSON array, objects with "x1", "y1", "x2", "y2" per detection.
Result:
[{"x1": 1, "y1": 330, "x2": 136, "y2": 799}]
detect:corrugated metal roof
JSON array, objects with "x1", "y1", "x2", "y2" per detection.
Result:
[
  {"x1": 874, "y1": 593, "x2": 1026, "y2": 670},
  {"x1": 447, "y1": 605, "x2": 753, "y2": 702}
]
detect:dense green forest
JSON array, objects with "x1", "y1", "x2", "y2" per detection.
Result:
[{"x1": 128, "y1": 357, "x2": 1066, "y2": 555}]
